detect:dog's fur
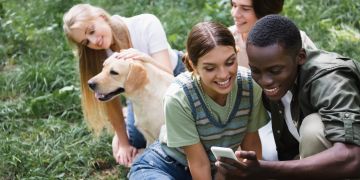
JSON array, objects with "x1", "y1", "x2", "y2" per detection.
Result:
[{"x1": 88, "y1": 57, "x2": 174, "y2": 146}]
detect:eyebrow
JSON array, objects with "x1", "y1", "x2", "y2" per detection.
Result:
[
  {"x1": 237, "y1": 4, "x2": 253, "y2": 8},
  {"x1": 268, "y1": 65, "x2": 284, "y2": 70},
  {"x1": 226, "y1": 53, "x2": 237, "y2": 61},
  {"x1": 250, "y1": 65, "x2": 284, "y2": 71},
  {"x1": 202, "y1": 53, "x2": 236, "y2": 66},
  {"x1": 238, "y1": 4, "x2": 253, "y2": 8},
  {"x1": 231, "y1": 0, "x2": 253, "y2": 7}
]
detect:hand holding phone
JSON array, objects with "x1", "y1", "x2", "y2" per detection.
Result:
[{"x1": 211, "y1": 146, "x2": 238, "y2": 161}]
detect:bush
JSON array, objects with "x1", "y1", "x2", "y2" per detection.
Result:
[{"x1": 283, "y1": 0, "x2": 360, "y2": 60}]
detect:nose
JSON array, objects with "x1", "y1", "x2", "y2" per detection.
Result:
[
  {"x1": 259, "y1": 74, "x2": 274, "y2": 87},
  {"x1": 217, "y1": 67, "x2": 229, "y2": 79},
  {"x1": 87, "y1": 35, "x2": 97, "y2": 46},
  {"x1": 232, "y1": 7, "x2": 242, "y2": 18},
  {"x1": 88, "y1": 80, "x2": 97, "y2": 91}
]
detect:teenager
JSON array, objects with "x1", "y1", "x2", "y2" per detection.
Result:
[
  {"x1": 63, "y1": 4, "x2": 184, "y2": 167},
  {"x1": 128, "y1": 21, "x2": 268, "y2": 179},
  {"x1": 228, "y1": 0, "x2": 318, "y2": 160},
  {"x1": 216, "y1": 15, "x2": 360, "y2": 179}
]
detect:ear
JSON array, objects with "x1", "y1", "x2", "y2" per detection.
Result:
[
  {"x1": 297, "y1": 48, "x2": 307, "y2": 65},
  {"x1": 99, "y1": 14, "x2": 110, "y2": 22},
  {"x1": 124, "y1": 61, "x2": 149, "y2": 92},
  {"x1": 99, "y1": 14, "x2": 106, "y2": 19},
  {"x1": 235, "y1": 46, "x2": 240, "y2": 53},
  {"x1": 188, "y1": 59, "x2": 198, "y2": 74}
]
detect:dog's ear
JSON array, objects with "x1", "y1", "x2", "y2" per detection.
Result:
[{"x1": 125, "y1": 61, "x2": 149, "y2": 92}]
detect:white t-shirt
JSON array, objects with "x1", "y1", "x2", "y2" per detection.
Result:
[
  {"x1": 281, "y1": 91, "x2": 300, "y2": 141},
  {"x1": 120, "y1": 14, "x2": 178, "y2": 70}
]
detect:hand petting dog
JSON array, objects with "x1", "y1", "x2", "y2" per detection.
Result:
[{"x1": 107, "y1": 48, "x2": 172, "y2": 74}]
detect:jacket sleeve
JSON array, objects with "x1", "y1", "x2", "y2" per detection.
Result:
[{"x1": 308, "y1": 69, "x2": 360, "y2": 146}]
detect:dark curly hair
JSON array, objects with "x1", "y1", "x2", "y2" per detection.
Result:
[{"x1": 247, "y1": 15, "x2": 302, "y2": 57}]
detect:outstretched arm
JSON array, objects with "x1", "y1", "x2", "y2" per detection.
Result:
[
  {"x1": 106, "y1": 98, "x2": 138, "y2": 167},
  {"x1": 216, "y1": 142, "x2": 360, "y2": 179},
  {"x1": 149, "y1": 49, "x2": 173, "y2": 74},
  {"x1": 184, "y1": 143, "x2": 212, "y2": 180},
  {"x1": 241, "y1": 131, "x2": 262, "y2": 160}
]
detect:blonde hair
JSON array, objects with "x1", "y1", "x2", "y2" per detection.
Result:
[{"x1": 63, "y1": 4, "x2": 132, "y2": 135}]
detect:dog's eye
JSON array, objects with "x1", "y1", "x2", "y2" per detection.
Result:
[{"x1": 110, "y1": 70, "x2": 119, "y2": 75}]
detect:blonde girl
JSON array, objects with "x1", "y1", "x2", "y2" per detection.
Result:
[{"x1": 63, "y1": 4, "x2": 184, "y2": 167}]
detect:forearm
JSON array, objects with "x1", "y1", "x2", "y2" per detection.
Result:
[
  {"x1": 150, "y1": 49, "x2": 173, "y2": 75},
  {"x1": 241, "y1": 132, "x2": 262, "y2": 159},
  {"x1": 111, "y1": 121, "x2": 129, "y2": 146},
  {"x1": 184, "y1": 143, "x2": 212, "y2": 180},
  {"x1": 259, "y1": 143, "x2": 360, "y2": 179},
  {"x1": 150, "y1": 60, "x2": 172, "y2": 74},
  {"x1": 106, "y1": 98, "x2": 130, "y2": 146},
  {"x1": 189, "y1": 163, "x2": 212, "y2": 180}
]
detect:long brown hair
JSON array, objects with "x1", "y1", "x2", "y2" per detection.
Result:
[
  {"x1": 63, "y1": 4, "x2": 132, "y2": 135},
  {"x1": 183, "y1": 21, "x2": 236, "y2": 72}
]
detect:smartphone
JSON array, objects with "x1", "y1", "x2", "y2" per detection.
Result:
[{"x1": 211, "y1": 146, "x2": 238, "y2": 160}]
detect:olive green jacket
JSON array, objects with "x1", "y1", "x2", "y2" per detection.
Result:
[
  {"x1": 265, "y1": 49, "x2": 360, "y2": 160},
  {"x1": 299, "y1": 49, "x2": 360, "y2": 146}
]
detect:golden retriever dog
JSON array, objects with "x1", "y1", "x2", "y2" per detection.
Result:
[{"x1": 87, "y1": 56, "x2": 174, "y2": 146}]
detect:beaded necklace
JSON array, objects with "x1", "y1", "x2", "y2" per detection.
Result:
[{"x1": 197, "y1": 78, "x2": 233, "y2": 122}]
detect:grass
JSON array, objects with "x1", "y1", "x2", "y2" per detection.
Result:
[{"x1": 0, "y1": 0, "x2": 359, "y2": 179}]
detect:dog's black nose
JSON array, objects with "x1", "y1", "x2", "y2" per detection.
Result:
[{"x1": 88, "y1": 81, "x2": 97, "y2": 90}]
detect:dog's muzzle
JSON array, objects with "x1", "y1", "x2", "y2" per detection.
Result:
[{"x1": 88, "y1": 81, "x2": 125, "y2": 101}]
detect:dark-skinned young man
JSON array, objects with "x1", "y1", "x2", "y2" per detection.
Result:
[{"x1": 216, "y1": 15, "x2": 360, "y2": 179}]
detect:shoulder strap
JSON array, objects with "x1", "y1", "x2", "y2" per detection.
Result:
[{"x1": 174, "y1": 72, "x2": 198, "y2": 120}]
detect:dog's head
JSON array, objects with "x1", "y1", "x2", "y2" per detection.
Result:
[{"x1": 88, "y1": 57, "x2": 149, "y2": 101}]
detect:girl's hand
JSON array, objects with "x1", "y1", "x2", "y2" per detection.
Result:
[
  {"x1": 118, "y1": 48, "x2": 153, "y2": 63},
  {"x1": 112, "y1": 134, "x2": 138, "y2": 167},
  {"x1": 107, "y1": 48, "x2": 173, "y2": 74}
]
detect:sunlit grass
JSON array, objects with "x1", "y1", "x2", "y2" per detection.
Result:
[{"x1": 0, "y1": 116, "x2": 128, "y2": 179}]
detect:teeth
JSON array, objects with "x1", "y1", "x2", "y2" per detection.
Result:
[
  {"x1": 264, "y1": 87, "x2": 278, "y2": 93},
  {"x1": 218, "y1": 79, "x2": 230, "y2": 85},
  {"x1": 95, "y1": 93, "x2": 105, "y2": 99},
  {"x1": 235, "y1": 21, "x2": 245, "y2": 26}
]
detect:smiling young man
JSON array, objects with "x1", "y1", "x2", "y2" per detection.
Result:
[{"x1": 216, "y1": 15, "x2": 360, "y2": 179}]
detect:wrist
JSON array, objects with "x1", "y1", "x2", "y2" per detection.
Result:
[{"x1": 113, "y1": 132, "x2": 131, "y2": 147}]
